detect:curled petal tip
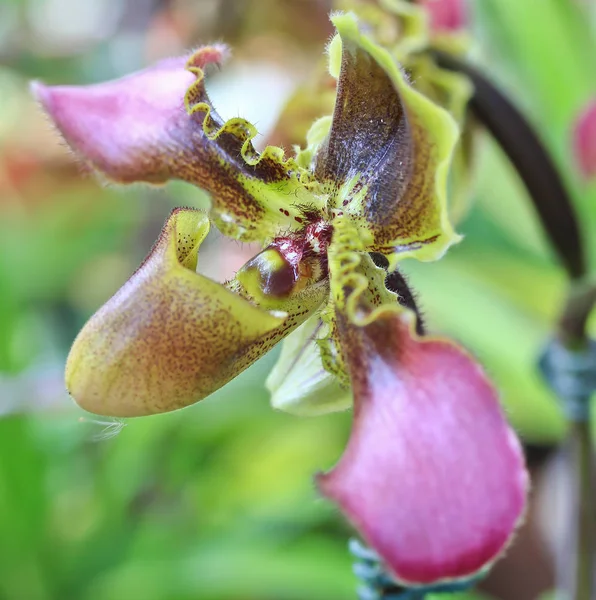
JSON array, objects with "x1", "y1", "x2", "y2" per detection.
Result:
[
  {"x1": 31, "y1": 57, "x2": 194, "y2": 183},
  {"x1": 187, "y1": 43, "x2": 230, "y2": 69},
  {"x1": 29, "y1": 80, "x2": 49, "y2": 105},
  {"x1": 573, "y1": 99, "x2": 596, "y2": 181},
  {"x1": 318, "y1": 310, "x2": 528, "y2": 586}
]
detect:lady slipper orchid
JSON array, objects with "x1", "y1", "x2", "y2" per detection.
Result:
[{"x1": 33, "y1": 12, "x2": 527, "y2": 589}]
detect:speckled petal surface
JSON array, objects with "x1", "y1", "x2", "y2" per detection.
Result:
[
  {"x1": 318, "y1": 13, "x2": 460, "y2": 266},
  {"x1": 65, "y1": 208, "x2": 313, "y2": 417},
  {"x1": 32, "y1": 47, "x2": 321, "y2": 242}
]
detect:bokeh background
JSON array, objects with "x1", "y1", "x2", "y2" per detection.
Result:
[{"x1": 0, "y1": 0, "x2": 595, "y2": 598}]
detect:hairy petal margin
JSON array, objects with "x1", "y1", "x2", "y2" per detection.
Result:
[
  {"x1": 317, "y1": 217, "x2": 528, "y2": 585},
  {"x1": 32, "y1": 46, "x2": 319, "y2": 242},
  {"x1": 317, "y1": 12, "x2": 461, "y2": 267}
]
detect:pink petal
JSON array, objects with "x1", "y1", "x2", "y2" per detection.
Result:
[
  {"x1": 30, "y1": 47, "x2": 226, "y2": 184},
  {"x1": 318, "y1": 310, "x2": 528, "y2": 586},
  {"x1": 31, "y1": 46, "x2": 308, "y2": 243},
  {"x1": 419, "y1": 0, "x2": 467, "y2": 33},
  {"x1": 573, "y1": 99, "x2": 596, "y2": 180}
]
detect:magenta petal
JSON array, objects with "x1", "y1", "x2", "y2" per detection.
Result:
[
  {"x1": 419, "y1": 0, "x2": 467, "y2": 33},
  {"x1": 30, "y1": 47, "x2": 226, "y2": 184},
  {"x1": 318, "y1": 311, "x2": 528, "y2": 586},
  {"x1": 573, "y1": 99, "x2": 596, "y2": 180}
]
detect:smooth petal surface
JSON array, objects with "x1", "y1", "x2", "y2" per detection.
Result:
[
  {"x1": 33, "y1": 47, "x2": 321, "y2": 242},
  {"x1": 316, "y1": 13, "x2": 460, "y2": 267},
  {"x1": 318, "y1": 217, "x2": 528, "y2": 585},
  {"x1": 65, "y1": 208, "x2": 317, "y2": 417},
  {"x1": 573, "y1": 99, "x2": 596, "y2": 180},
  {"x1": 31, "y1": 54, "x2": 201, "y2": 184}
]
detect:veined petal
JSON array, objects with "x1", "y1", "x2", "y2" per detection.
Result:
[
  {"x1": 32, "y1": 47, "x2": 322, "y2": 242},
  {"x1": 65, "y1": 208, "x2": 325, "y2": 417},
  {"x1": 266, "y1": 316, "x2": 351, "y2": 416},
  {"x1": 318, "y1": 217, "x2": 528, "y2": 585},
  {"x1": 317, "y1": 13, "x2": 461, "y2": 267}
]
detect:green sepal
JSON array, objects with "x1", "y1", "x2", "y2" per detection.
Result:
[
  {"x1": 295, "y1": 115, "x2": 334, "y2": 170},
  {"x1": 184, "y1": 49, "x2": 325, "y2": 242}
]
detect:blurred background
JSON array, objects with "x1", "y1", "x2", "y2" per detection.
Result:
[{"x1": 0, "y1": 0, "x2": 595, "y2": 598}]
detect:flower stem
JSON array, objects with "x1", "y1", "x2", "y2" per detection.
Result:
[
  {"x1": 433, "y1": 50, "x2": 586, "y2": 281},
  {"x1": 567, "y1": 419, "x2": 595, "y2": 600},
  {"x1": 556, "y1": 287, "x2": 596, "y2": 600}
]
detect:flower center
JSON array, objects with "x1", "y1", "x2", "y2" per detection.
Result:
[
  {"x1": 262, "y1": 218, "x2": 333, "y2": 295},
  {"x1": 304, "y1": 220, "x2": 333, "y2": 257}
]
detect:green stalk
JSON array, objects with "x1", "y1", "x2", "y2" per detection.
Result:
[
  {"x1": 570, "y1": 419, "x2": 594, "y2": 600},
  {"x1": 556, "y1": 288, "x2": 596, "y2": 600}
]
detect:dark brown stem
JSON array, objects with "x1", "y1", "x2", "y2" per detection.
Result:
[
  {"x1": 559, "y1": 282, "x2": 596, "y2": 348},
  {"x1": 573, "y1": 421, "x2": 595, "y2": 600},
  {"x1": 433, "y1": 51, "x2": 586, "y2": 280}
]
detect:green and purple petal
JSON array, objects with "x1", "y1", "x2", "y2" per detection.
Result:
[
  {"x1": 32, "y1": 46, "x2": 321, "y2": 242},
  {"x1": 66, "y1": 209, "x2": 327, "y2": 417},
  {"x1": 317, "y1": 217, "x2": 528, "y2": 585},
  {"x1": 318, "y1": 13, "x2": 460, "y2": 268}
]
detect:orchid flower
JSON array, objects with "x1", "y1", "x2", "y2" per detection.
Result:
[{"x1": 33, "y1": 12, "x2": 527, "y2": 590}]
